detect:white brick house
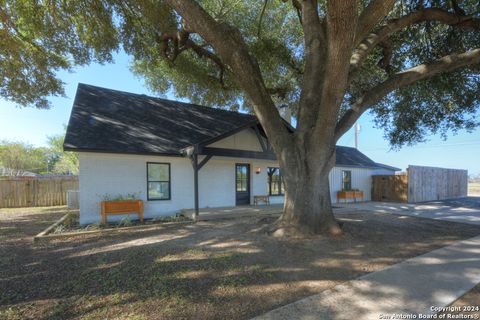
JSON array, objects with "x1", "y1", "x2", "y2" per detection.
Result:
[{"x1": 65, "y1": 84, "x2": 399, "y2": 224}]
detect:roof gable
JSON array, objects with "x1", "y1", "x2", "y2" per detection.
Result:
[{"x1": 64, "y1": 84, "x2": 257, "y2": 155}]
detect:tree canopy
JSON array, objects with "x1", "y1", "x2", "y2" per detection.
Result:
[
  {"x1": 0, "y1": 140, "x2": 48, "y2": 173},
  {"x1": 46, "y1": 131, "x2": 79, "y2": 175},
  {"x1": 1, "y1": 0, "x2": 479, "y2": 147},
  {"x1": 0, "y1": 129, "x2": 78, "y2": 175}
]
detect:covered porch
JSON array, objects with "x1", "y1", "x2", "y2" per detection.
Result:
[
  {"x1": 183, "y1": 122, "x2": 285, "y2": 219},
  {"x1": 184, "y1": 204, "x2": 283, "y2": 221}
]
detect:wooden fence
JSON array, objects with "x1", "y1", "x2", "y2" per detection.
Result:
[
  {"x1": 407, "y1": 165, "x2": 468, "y2": 203},
  {"x1": 0, "y1": 176, "x2": 79, "y2": 208},
  {"x1": 372, "y1": 165, "x2": 468, "y2": 203},
  {"x1": 372, "y1": 175, "x2": 408, "y2": 203}
]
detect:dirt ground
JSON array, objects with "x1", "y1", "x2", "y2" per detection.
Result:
[{"x1": 1, "y1": 206, "x2": 480, "y2": 320}]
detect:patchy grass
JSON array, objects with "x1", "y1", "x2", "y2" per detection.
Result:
[{"x1": 1, "y1": 206, "x2": 480, "y2": 319}]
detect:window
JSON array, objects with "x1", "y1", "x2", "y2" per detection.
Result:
[
  {"x1": 267, "y1": 167, "x2": 283, "y2": 195},
  {"x1": 342, "y1": 170, "x2": 352, "y2": 191},
  {"x1": 147, "y1": 162, "x2": 170, "y2": 200}
]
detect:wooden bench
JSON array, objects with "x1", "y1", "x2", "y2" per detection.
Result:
[
  {"x1": 101, "y1": 200, "x2": 144, "y2": 225},
  {"x1": 337, "y1": 191, "x2": 364, "y2": 204},
  {"x1": 254, "y1": 195, "x2": 270, "y2": 205}
]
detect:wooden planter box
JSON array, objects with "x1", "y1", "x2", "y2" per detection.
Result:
[
  {"x1": 337, "y1": 191, "x2": 364, "y2": 204},
  {"x1": 101, "y1": 200, "x2": 144, "y2": 225}
]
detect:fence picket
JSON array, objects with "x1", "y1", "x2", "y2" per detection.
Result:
[{"x1": 0, "y1": 177, "x2": 79, "y2": 208}]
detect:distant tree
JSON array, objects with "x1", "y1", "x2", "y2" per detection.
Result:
[
  {"x1": 0, "y1": 141, "x2": 48, "y2": 173},
  {"x1": 46, "y1": 131, "x2": 79, "y2": 175},
  {"x1": 469, "y1": 173, "x2": 480, "y2": 183},
  {"x1": 1, "y1": 1, "x2": 480, "y2": 235}
]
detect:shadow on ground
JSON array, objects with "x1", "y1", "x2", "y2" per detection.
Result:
[{"x1": 1, "y1": 206, "x2": 480, "y2": 320}]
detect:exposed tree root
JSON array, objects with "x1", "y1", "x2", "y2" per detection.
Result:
[{"x1": 261, "y1": 217, "x2": 345, "y2": 239}]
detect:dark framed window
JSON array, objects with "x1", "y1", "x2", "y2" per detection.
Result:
[
  {"x1": 236, "y1": 164, "x2": 249, "y2": 192},
  {"x1": 267, "y1": 167, "x2": 283, "y2": 195},
  {"x1": 147, "y1": 162, "x2": 171, "y2": 200},
  {"x1": 342, "y1": 170, "x2": 352, "y2": 191}
]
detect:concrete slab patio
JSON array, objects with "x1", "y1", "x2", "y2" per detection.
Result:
[
  {"x1": 253, "y1": 235, "x2": 480, "y2": 320},
  {"x1": 187, "y1": 204, "x2": 353, "y2": 221},
  {"x1": 183, "y1": 204, "x2": 283, "y2": 221},
  {"x1": 342, "y1": 197, "x2": 480, "y2": 225}
]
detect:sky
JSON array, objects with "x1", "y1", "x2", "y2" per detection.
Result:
[{"x1": 0, "y1": 51, "x2": 479, "y2": 175}]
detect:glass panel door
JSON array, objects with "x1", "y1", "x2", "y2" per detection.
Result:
[{"x1": 235, "y1": 164, "x2": 250, "y2": 205}]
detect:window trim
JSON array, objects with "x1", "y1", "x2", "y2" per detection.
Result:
[
  {"x1": 146, "y1": 162, "x2": 171, "y2": 201},
  {"x1": 341, "y1": 170, "x2": 352, "y2": 191},
  {"x1": 267, "y1": 167, "x2": 284, "y2": 196}
]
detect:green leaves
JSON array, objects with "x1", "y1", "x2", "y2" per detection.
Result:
[
  {"x1": 371, "y1": 69, "x2": 480, "y2": 147},
  {"x1": 1, "y1": 0, "x2": 479, "y2": 147},
  {"x1": 0, "y1": 0, "x2": 118, "y2": 108},
  {"x1": 0, "y1": 140, "x2": 49, "y2": 173},
  {"x1": 46, "y1": 131, "x2": 79, "y2": 175},
  {"x1": 0, "y1": 127, "x2": 78, "y2": 175}
]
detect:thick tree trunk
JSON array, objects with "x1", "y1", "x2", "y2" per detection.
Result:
[{"x1": 274, "y1": 149, "x2": 342, "y2": 237}]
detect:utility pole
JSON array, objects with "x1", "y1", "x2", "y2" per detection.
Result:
[{"x1": 354, "y1": 122, "x2": 361, "y2": 149}]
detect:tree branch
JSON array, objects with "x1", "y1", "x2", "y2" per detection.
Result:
[
  {"x1": 309, "y1": 0, "x2": 358, "y2": 142},
  {"x1": 0, "y1": 6, "x2": 45, "y2": 53},
  {"x1": 336, "y1": 48, "x2": 480, "y2": 141},
  {"x1": 266, "y1": 87, "x2": 289, "y2": 99},
  {"x1": 257, "y1": 0, "x2": 269, "y2": 37},
  {"x1": 164, "y1": 0, "x2": 291, "y2": 152},
  {"x1": 282, "y1": 0, "x2": 302, "y2": 24},
  {"x1": 451, "y1": 0, "x2": 466, "y2": 16},
  {"x1": 295, "y1": 0, "x2": 327, "y2": 135},
  {"x1": 351, "y1": 8, "x2": 480, "y2": 73},
  {"x1": 184, "y1": 39, "x2": 227, "y2": 88},
  {"x1": 356, "y1": 0, "x2": 396, "y2": 46},
  {"x1": 378, "y1": 39, "x2": 393, "y2": 72}
]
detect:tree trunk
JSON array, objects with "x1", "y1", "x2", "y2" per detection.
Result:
[{"x1": 274, "y1": 148, "x2": 342, "y2": 237}]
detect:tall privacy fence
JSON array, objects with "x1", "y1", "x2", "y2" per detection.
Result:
[
  {"x1": 0, "y1": 176, "x2": 79, "y2": 208},
  {"x1": 372, "y1": 165, "x2": 468, "y2": 203}
]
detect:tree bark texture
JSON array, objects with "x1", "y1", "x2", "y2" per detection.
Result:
[{"x1": 277, "y1": 148, "x2": 342, "y2": 236}]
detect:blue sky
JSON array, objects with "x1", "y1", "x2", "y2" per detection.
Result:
[{"x1": 0, "y1": 51, "x2": 479, "y2": 175}]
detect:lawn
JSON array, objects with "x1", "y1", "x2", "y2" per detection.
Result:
[
  {"x1": 469, "y1": 182, "x2": 480, "y2": 196},
  {"x1": 1, "y1": 206, "x2": 480, "y2": 320}
]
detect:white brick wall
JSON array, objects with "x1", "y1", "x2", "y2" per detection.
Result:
[
  {"x1": 78, "y1": 152, "x2": 282, "y2": 224},
  {"x1": 78, "y1": 129, "x2": 394, "y2": 224}
]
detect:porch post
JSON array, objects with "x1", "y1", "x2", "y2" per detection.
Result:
[{"x1": 192, "y1": 153, "x2": 199, "y2": 219}]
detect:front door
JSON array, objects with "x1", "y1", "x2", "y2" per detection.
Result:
[{"x1": 235, "y1": 164, "x2": 250, "y2": 205}]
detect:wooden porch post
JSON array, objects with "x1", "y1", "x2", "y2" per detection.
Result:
[
  {"x1": 192, "y1": 153, "x2": 199, "y2": 219},
  {"x1": 185, "y1": 145, "x2": 213, "y2": 220}
]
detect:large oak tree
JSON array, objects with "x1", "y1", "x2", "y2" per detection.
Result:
[{"x1": 1, "y1": 0, "x2": 479, "y2": 235}]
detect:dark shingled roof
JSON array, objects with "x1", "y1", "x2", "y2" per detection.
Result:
[
  {"x1": 65, "y1": 83, "x2": 387, "y2": 169},
  {"x1": 374, "y1": 162, "x2": 401, "y2": 172},
  {"x1": 335, "y1": 146, "x2": 380, "y2": 168},
  {"x1": 64, "y1": 83, "x2": 257, "y2": 156}
]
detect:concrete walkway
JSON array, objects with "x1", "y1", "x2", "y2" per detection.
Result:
[
  {"x1": 253, "y1": 235, "x2": 480, "y2": 320},
  {"x1": 342, "y1": 198, "x2": 480, "y2": 225}
]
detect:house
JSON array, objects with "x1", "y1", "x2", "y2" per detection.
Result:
[{"x1": 64, "y1": 84, "x2": 399, "y2": 224}]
